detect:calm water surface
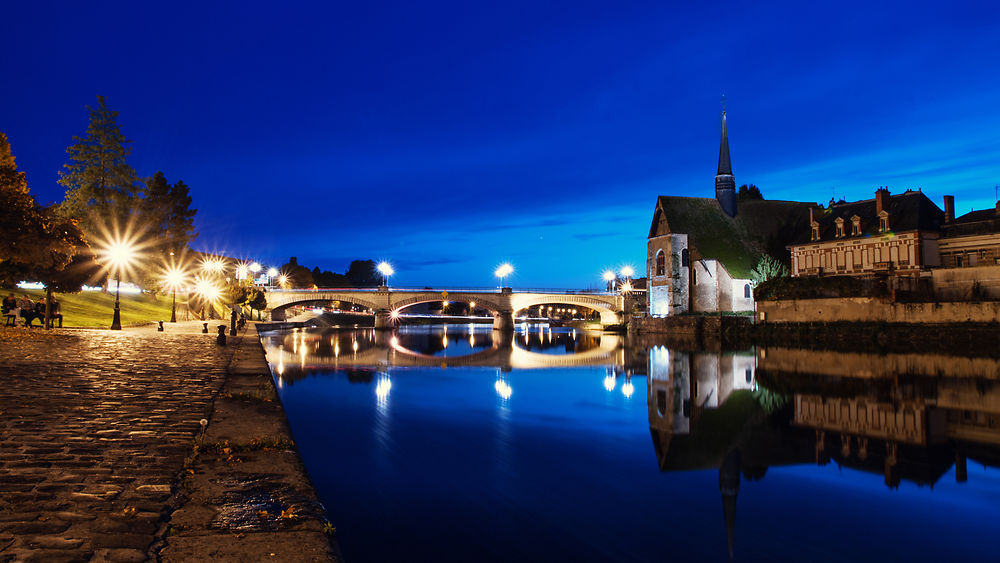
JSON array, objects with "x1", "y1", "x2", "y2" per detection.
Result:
[{"x1": 261, "y1": 324, "x2": 1000, "y2": 562}]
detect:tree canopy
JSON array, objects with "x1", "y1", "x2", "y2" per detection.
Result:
[
  {"x1": 0, "y1": 132, "x2": 92, "y2": 290},
  {"x1": 58, "y1": 96, "x2": 142, "y2": 234},
  {"x1": 738, "y1": 184, "x2": 763, "y2": 201}
]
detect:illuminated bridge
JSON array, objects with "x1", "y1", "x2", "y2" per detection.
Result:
[{"x1": 264, "y1": 287, "x2": 624, "y2": 330}]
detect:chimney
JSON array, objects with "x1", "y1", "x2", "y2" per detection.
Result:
[
  {"x1": 943, "y1": 196, "x2": 954, "y2": 222},
  {"x1": 995, "y1": 200, "x2": 1000, "y2": 217},
  {"x1": 875, "y1": 187, "x2": 890, "y2": 214}
]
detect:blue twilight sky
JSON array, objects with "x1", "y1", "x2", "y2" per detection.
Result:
[{"x1": 4, "y1": 1, "x2": 1000, "y2": 287}]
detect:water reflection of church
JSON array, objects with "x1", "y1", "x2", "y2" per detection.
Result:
[{"x1": 647, "y1": 346, "x2": 1000, "y2": 559}]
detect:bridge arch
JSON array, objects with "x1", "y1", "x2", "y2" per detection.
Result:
[
  {"x1": 510, "y1": 294, "x2": 622, "y2": 325},
  {"x1": 267, "y1": 291, "x2": 382, "y2": 321},
  {"x1": 388, "y1": 295, "x2": 506, "y2": 315}
]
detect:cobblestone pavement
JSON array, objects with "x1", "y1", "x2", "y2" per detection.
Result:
[{"x1": 0, "y1": 325, "x2": 234, "y2": 562}]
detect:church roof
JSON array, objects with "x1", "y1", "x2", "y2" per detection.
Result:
[
  {"x1": 718, "y1": 111, "x2": 732, "y2": 176},
  {"x1": 793, "y1": 189, "x2": 943, "y2": 245},
  {"x1": 649, "y1": 196, "x2": 815, "y2": 278}
]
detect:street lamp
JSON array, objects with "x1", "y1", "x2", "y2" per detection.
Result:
[
  {"x1": 267, "y1": 267, "x2": 279, "y2": 289},
  {"x1": 603, "y1": 270, "x2": 616, "y2": 292},
  {"x1": 620, "y1": 265, "x2": 634, "y2": 279},
  {"x1": 495, "y1": 263, "x2": 514, "y2": 288},
  {"x1": 278, "y1": 274, "x2": 289, "y2": 289},
  {"x1": 249, "y1": 262, "x2": 262, "y2": 284},
  {"x1": 194, "y1": 277, "x2": 221, "y2": 320},
  {"x1": 163, "y1": 266, "x2": 187, "y2": 323},
  {"x1": 104, "y1": 240, "x2": 136, "y2": 330},
  {"x1": 377, "y1": 262, "x2": 394, "y2": 287},
  {"x1": 236, "y1": 263, "x2": 249, "y2": 282}
]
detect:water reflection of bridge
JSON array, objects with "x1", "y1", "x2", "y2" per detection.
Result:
[{"x1": 266, "y1": 327, "x2": 624, "y2": 375}]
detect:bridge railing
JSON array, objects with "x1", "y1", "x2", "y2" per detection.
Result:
[{"x1": 268, "y1": 286, "x2": 618, "y2": 296}]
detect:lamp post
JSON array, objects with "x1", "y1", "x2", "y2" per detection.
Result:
[
  {"x1": 250, "y1": 262, "x2": 262, "y2": 285},
  {"x1": 603, "y1": 270, "x2": 616, "y2": 292},
  {"x1": 267, "y1": 268, "x2": 279, "y2": 289},
  {"x1": 620, "y1": 265, "x2": 634, "y2": 279},
  {"x1": 105, "y1": 241, "x2": 135, "y2": 331},
  {"x1": 377, "y1": 261, "x2": 394, "y2": 287},
  {"x1": 164, "y1": 267, "x2": 186, "y2": 323},
  {"x1": 495, "y1": 263, "x2": 513, "y2": 288}
]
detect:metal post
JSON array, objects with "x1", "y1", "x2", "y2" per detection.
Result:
[{"x1": 111, "y1": 275, "x2": 122, "y2": 330}]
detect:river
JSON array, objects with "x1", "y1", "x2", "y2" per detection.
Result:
[{"x1": 259, "y1": 324, "x2": 1000, "y2": 562}]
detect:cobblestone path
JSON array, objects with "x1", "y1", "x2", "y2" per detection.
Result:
[{"x1": 0, "y1": 328, "x2": 233, "y2": 562}]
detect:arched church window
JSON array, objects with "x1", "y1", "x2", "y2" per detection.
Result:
[
  {"x1": 681, "y1": 248, "x2": 689, "y2": 267},
  {"x1": 744, "y1": 284, "x2": 751, "y2": 299},
  {"x1": 655, "y1": 251, "x2": 665, "y2": 276}
]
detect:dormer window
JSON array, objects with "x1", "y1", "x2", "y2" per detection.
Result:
[
  {"x1": 851, "y1": 215, "x2": 861, "y2": 236},
  {"x1": 878, "y1": 210, "x2": 889, "y2": 232},
  {"x1": 834, "y1": 218, "x2": 845, "y2": 238},
  {"x1": 810, "y1": 221, "x2": 820, "y2": 241}
]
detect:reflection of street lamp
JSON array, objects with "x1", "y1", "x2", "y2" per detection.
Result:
[
  {"x1": 377, "y1": 262, "x2": 394, "y2": 287},
  {"x1": 494, "y1": 263, "x2": 514, "y2": 288},
  {"x1": 163, "y1": 266, "x2": 187, "y2": 323},
  {"x1": 104, "y1": 240, "x2": 136, "y2": 330}
]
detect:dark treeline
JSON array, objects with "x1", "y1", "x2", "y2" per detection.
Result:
[{"x1": 279, "y1": 257, "x2": 380, "y2": 288}]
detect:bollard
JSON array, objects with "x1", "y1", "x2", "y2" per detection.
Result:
[
  {"x1": 157, "y1": 320, "x2": 164, "y2": 332},
  {"x1": 216, "y1": 325, "x2": 227, "y2": 346},
  {"x1": 202, "y1": 322, "x2": 209, "y2": 334}
]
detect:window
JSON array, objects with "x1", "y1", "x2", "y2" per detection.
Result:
[
  {"x1": 681, "y1": 248, "x2": 689, "y2": 267},
  {"x1": 835, "y1": 218, "x2": 844, "y2": 238},
  {"x1": 851, "y1": 215, "x2": 861, "y2": 236},
  {"x1": 744, "y1": 284, "x2": 751, "y2": 299},
  {"x1": 655, "y1": 250, "x2": 665, "y2": 276},
  {"x1": 879, "y1": 211, "x2": 889, "y2": 232},
  {"x1": 692, "y1": 267, "x2": 697, "y2": 285},
  {"x1": 811, "y1": 221, "x2": 820, "y2": 241}
]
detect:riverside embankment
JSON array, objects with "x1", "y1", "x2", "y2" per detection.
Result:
[{"x1": 0, "y1": 321, "x2": 337, "y2": 562}]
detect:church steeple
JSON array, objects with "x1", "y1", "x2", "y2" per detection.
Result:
[{"x1": 715, "y1": 98, "x2": 737, "y2": 217}]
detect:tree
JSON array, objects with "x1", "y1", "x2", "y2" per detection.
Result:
[
  {"x1": 749, "y1": 254, "x2": 788, "y2": 287},
  {"x1": 58, "y1": 96, "x2": 142, "y2": 237},
  {"x1": 0, "y1": 132, "x2": 45, "y2": 267},
  {"x1": 345, "y1": 259, "x2": 379, "y2": 287},
  {"x1": 279, "y1": 257, "x2": 315, "y2": 288},
  {"x1": 142, "y1": 171, "x2": 197, "y2": 255},
  {"x1": 738, "y1": 184, "x2": 763, "y2": 201}
]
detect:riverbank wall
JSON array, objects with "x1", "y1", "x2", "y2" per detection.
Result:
[
  {"x1": 757, "y1": 298, "x2": 1000, "y2": 324},
  {"x1": 159, "y1": 323, "x2": 339, "y2": 561},
  {"x1": 628, "y1": 314, "x2": 751, "y2": 349}
]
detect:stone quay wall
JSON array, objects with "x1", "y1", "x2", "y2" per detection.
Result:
[{"x1": 758, "y1": 298, "x2": 1000, "y2": 324}]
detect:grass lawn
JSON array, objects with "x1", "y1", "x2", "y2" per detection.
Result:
[{"x1": 7, "y1": 288, "x2": 192, "y2": 328}]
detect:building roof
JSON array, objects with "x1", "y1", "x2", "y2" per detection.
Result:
[
  {"x1": 941, "y1": 205, "x2": 1000, "y2": 238},
  {"x1": 791, "y1": 189, "x2": 943, "y2": 246},
  {"x1": 718, "y1": 111, "x2": 732, "y2": 176},
  {"x1": 649, "y1": 196, "x2": 815, "y2": 278}
]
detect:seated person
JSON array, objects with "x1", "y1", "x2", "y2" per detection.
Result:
[
  {"x1": 47, "y1": 297, "x2": 63, "y2": 328},
  {"x1": 18, "y1": 296, "x2": 36, "y2": 327},
  {"x1": 3, "y1": 294, "x2": 16, "y2": 326}
]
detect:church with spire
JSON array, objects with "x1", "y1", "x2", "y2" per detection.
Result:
[{"x1": 645, "y1": 104, "x2": 815, "y2": 316}]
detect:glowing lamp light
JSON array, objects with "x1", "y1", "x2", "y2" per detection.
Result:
[
  {"x1": 603, "y1": 270, "x2": 616, "y2": 282},
  {"x1": 163, "y1": 267, "x2": 186, "y2": 291},
  {"x1": 267, "y1": 267, "x2": 279, "y2": 277},
  {"x1": 278, "y1": 274, "x2": 289, "y2": 288},
  {"x1": 105, "y1": 240, "x2": 136, "y2": 269},
  {"x1": 621, "y1": 281, "x2": 634, "y2": 294},
  {"x1": 236, "y1": 263, "x2": 249, "y2": 279},
  {"x1": 377, "y1": 261, "x2": 394, "y2": 286},
  {"x1": 620, "y1": 265, "x2": 634, "y2": 278}
]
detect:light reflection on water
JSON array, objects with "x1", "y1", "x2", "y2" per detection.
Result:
[{"x1": 262, "y1": 325, "x2": 1000, "y2": 562}]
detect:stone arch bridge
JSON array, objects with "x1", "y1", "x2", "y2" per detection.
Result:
[{"x1": 265, "y1": 287, "x2": 624, "y2": 330}]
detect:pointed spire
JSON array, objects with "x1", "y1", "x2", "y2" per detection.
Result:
[{"x1": 718, "y1": 100, "x2": 732, "y2": 176}]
